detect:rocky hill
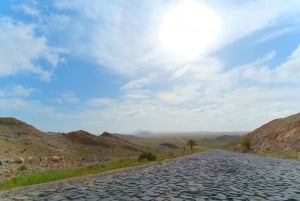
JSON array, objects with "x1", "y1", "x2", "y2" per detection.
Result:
[
  {"x1": 66, "y1": 131, "x2": 141, "y2": 151},
  {"x1": 0, "y1": 117, "x2": 65, "y2": 156},
  {"x1": 0, "y1": 117, "x2": 145, "y2": 182},
  {"x1": 233, "y1": 113, "x2": 300, "y2": 157},
  {"x1": 0, "y1": 118, "x2": 143, "y2": 158}
]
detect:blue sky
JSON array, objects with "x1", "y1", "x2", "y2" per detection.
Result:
[{"x1": 1, "y1": 0, "x2": 300, "y2": 134}]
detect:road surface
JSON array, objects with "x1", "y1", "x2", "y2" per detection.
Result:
[{"x1": 1, "y1": 150, "x2": 300, "y2": 201}]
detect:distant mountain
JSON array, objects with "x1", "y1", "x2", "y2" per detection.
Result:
[
  {"x1": 215, "y1": 135, "x2": 239, "y2": 141},
  {"x1": 136, "y1": 131, "x2": 246, "y2": 137},
  {"x1": 135, "y1": 131, "x2": 153, "y2": 137},
  {"x1": 111, "y1": 133, "x2": 140, "y2": 141},
  {"x1": 233, "y1": 113, "x2": 300, "y2": 157},
  {"x1": 66, "y1": 131, "x2": 142, "y2": 151}
]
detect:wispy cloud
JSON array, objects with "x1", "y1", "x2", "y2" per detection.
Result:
[
  {"x1": 56, "y1": 92, "x2": 80, "y2": 104},
  {"x1": 235, "y1": 45, "x2": 300, "y2": 83},
  {"x1": 211, "y1": 0, "x2": 300, "y2": 49},
  {"x1": 121, "y1": 74, "x2": 157, "y2": 90},
  {"x1": 12, "y1": 4, "x2": 40, "y2": 17},
  {"x1": 0, "y1": 85, "x2": 35, "y2": 97},
  {"x1": 0, "y1": 17, "x2": 66, "y2": 80},
  {"x1": 256, "y1": 27, "x2": 295, "y2": 44},
  {"x1": 157, "y1": 92, "x2": 187, "y2": 104},
  {"x1": 86, "y1": 98, "x2": 116, "y2": 107},
  {"x1": 46, "y1": 0, "x2": 300, "y2": 79}
]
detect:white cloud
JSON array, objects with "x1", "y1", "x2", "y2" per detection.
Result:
[
  {"x1": 276, "y1": 44, "x2": 300, "y2": 80},
  {"x1": 157, "y1": 92, "x2": 186, "y2": 104},
  {"x1": 69, "y1": 83, "x2": 300, "y2": 133},
  {"x1": 121, "y1": 74, "x2": 157, "y2": 90},
  {"x1": 214, "y1": 86, "x2": 300, "y2": 128},
  {"x1": 123, "y1": 90, "x2": 152, "y2": 100},
  {"x1": 12, "y1": 4, "x2": 40, "y2": 17},
  {"x1": 0, "y1": 17, "x2": 66, "y2": 80},
  {"x1": 211, "y1": 0, "x2": 300, "y2": 50},
  {"x1": 0, "y1": 98, "x2": 28, "y2": 110},
  {"x1": 236, "y1": 45, "x2": 300, "y2": 83},
  {"x1": 86, "y1": 98, "x2": 116, "y2": 107},
  {"x1": 1, "y1": 77, "x2": 298, "y2": 134},
  {"x1": 171, "y1": 65, "x2": 190, "y2": 80},
  {"x1": 57, "y1": 92, "x2": 80, "y2": 104},
  {"x1": 256, "y1": 27, "x2": 295, "y2": 44},
  {"x1": 0, "y1": 85, "x2": 35, "y2": 97},
  {"x1": 47, "y1": 0, "x2": 300, "y2": 80},
  {"x1": 50, "y1": 1, "x2": 193, "y2": 75}
]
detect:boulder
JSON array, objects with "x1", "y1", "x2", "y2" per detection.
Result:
[
  {"x1": 0, "y1": 159, "x2": 4, "y2": 165},
  {"x1": 51, "y1": 155, "x2": 64, "y2": 162},
  {"x1": 0, "y1": 169, "x2": 10, "y2": 176},
  {"x1": 12, "y1": 156, "x2": 24, "y2": 164},
  {"x1": 27, "y1": 156, "x2": 33, "y2": 165}
]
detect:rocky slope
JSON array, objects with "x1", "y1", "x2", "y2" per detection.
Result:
[
  {"x1": 0, "y1": 118, "x2": 142, "y2": 156},
  {"x1": 233, "y1": 113, "x2": 300, "y2": 157},
  {"x1": 66, "y1": 131, "x2": 141, "y2": 151},
  {"x1": 0, "y1": 118, "x2": 67, "y2": 157},
  {"x1": 0, "y1": 117, "x2": 145, "y2": 183}
]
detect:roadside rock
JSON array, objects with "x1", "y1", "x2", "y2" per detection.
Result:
[
  {"x1": 51, "y1": 155, "x2": 64, "y2": 162},
  {"x1": 11, "y1": 156, "x2": 24, "y2": 164},
  {"x1": 26, "y1": 156, "x2": 33, "y2": 165},
  {"x1": 0, "y1": 169, "x2": 11, "y2": 178}
]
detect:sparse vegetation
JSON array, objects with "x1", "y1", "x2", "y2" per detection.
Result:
[
  {"x1": 284, "y1": 153, "x2": 299, "y2": 160},
  {"x1": 0, "y1": 160, "x2": 148, "y2": 191},
  {"x1": 19, "y1": 164, "x2": 27, "y2": 171},
  {"x1": 242, "y1": 138, "x2": 251, "y2": 151},
  {"x1": 187, "y1": 139, "x2": 197, "y2": 151},
  {"x1": 138, "y1": 152, "x2": 157, "y2": 161}
]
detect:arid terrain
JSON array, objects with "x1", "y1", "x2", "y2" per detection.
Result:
[
  {"x1": 232, "y1": 113, "x2": 300, "y2": 158},
  {"x1": 0, "y1": 118, "x2": 147, "y2": 183},
  {"x1": 1, "y1": 113, "x2": 300, "y2": 191},
  {"x1": 0, "y1": 117, "x2": 234, "y2": 185}
]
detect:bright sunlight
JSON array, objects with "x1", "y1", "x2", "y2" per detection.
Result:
[{"x1": 159, "y1": 1, "x2": 221, "y2": 59}]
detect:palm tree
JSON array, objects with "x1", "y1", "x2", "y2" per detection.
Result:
[{"x1": 187, "y1": 139, "x2": 196, "y2": 151}]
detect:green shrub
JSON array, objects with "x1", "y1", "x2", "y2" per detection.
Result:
[
  {"x1": 19, "y1": 165, "x2": 27, "y2": 171},
  {"x1": 242, "y1": 138, "x2": 251, "y2": 150},
  {"x1": 138, "y1": 152, "x2": 156, "y2": 161}
]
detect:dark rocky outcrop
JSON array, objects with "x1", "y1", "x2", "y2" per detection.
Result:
[{"x1": 159, "y1": 143, "x2": 180, "y2": 149}]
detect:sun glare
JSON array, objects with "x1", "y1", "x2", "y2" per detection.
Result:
[{"x1": 159, "y1": 1, "x2": 220, "y2": 59}]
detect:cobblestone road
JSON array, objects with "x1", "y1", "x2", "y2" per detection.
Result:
[{"x1": 1, "y1": 150, "x2": 300, "y2": 201}]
